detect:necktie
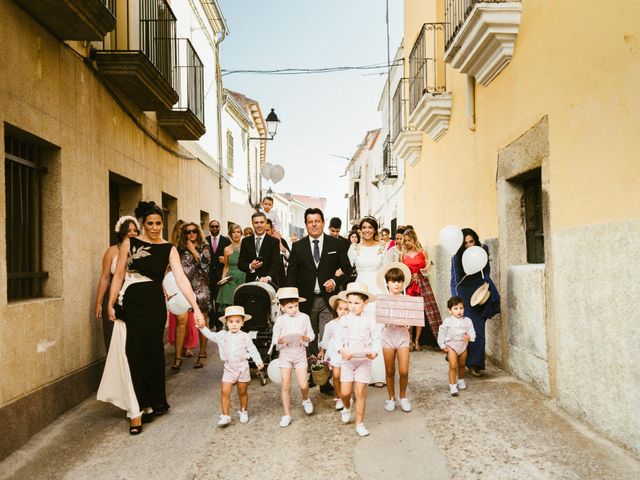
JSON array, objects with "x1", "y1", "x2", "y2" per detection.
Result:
[
  {"x1": 255, "y1": 236, "x2": 262, "y2": 256},
  {"x1": 212, "y1": 236, "x2": 218, "y2": 252},
  {"x1": 313, "y1": 239, "x2": 320, "y2": 264}
]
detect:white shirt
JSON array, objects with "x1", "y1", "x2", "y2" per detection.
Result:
[
  {"x1": 337, "y1": 312, "x2": 381, "y2": 355},
  {"x1": 319, "y1": 318, "x2": 342, "y2": 363},
  {"x1": 271, "y1": 312, "x2": 315, "y2": 350},
  {"x1": 437, "y1": 315, "x2": 476, "y2": 349},
  {"x1": 309, "y1": 234, "x2": 324, "y2": 293},
  {"x1": 199, "y1": 328, "x2": 262, "y2": 365}
]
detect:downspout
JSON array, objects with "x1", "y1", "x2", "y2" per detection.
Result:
[
  {"x1": 215, "y1": 29, "x2": 227, "y2": 190},
  {"x1": 466, "y1": 75, "x2": 476, "y2": 131}
]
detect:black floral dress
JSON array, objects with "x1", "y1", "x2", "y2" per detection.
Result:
[
  {"x1": 123, "y1": 237, "x2": 172, "y2": 413},
  {"x1": 179, "y1": 243, "x2": 212, "y2": 311}
]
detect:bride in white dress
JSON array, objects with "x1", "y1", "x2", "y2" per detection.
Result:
[{"x1": 348, "y1": 217, "x2": 388, "y2": 385}]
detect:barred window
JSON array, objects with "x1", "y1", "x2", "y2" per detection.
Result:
[
  {"x1": 226, "y1": 131, "x2": 234, "y2": 174},
  {"x1": 5, "y1": 134, "x2": 48, "y2": 300},
  {"x1": 523, "y1": 174, "x2": 545, "y2": 263}
]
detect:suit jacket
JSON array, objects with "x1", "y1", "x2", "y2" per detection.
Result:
[
  {"x1": 286, "y1": 234, "x2": 352, "y2": 314},
  {"x1": 238, "y1": 234, "x2": 283, "y2": 286},
  {"x1": 205, "y1": 235, "x2": 231, "y2": 283}
]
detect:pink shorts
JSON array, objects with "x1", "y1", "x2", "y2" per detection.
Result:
[
  {"x1": 278, "y1": 347, "x2": 308, "y2": 369},
  {"x1": 381, "y1": 326, "x2": 411, "y2": 350},
  {"x1": 222, "y1": 361, "x2": 251, "y2": 383},
  {"x1": 340, "y1": 359, "x2": 372, "y2": 384},
  {"x1": 445, "y1": 340, "x2": 468, "y2": 356}
]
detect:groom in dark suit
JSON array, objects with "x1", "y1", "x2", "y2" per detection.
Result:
[
  {"x1": 238, "y1": 211, "x2": 282, "y2": 286},
  {"x1": 287, "y1": 208, "x2": 352, "y2": 360}
]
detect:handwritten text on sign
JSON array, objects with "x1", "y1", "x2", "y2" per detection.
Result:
[{"x1": 375, "y1": 294, "x2": 425, "y2": 327}]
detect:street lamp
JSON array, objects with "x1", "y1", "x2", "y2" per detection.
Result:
[{"x1": 265, "y1": 109, "x2": 280, "y2": 139}]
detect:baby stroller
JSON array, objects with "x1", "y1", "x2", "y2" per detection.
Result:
[{"x1": 233, "y1": 282, "x2": 279, "y2": 385}]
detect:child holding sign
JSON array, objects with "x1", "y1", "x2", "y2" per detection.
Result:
[{"x1": 376, "y1": 263, "x2": 415, "y2": 413}]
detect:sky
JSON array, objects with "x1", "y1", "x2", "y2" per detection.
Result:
[{"x1": 218, "y1": 0, "x2": 403, "y2": 223}]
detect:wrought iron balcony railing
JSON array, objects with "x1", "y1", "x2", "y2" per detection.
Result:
[
  {"x1": 392, "y1": 79, "x2": 404, "y2": 142},
  {"x1": 173, "y1": 39, "x2": 205, "y2": 124},
  {"x1": 444, "y1": 0, "x2": 508, "y2": 51},
  {"x1": 408, "y1": 23, "x2": 447, "y2": 115},
  {"x1": 139, "y1": 0, "x2": 177, "y2": 87},
  {"x1": 382, "y1": 135, "x2": 398, "y2": 183}
]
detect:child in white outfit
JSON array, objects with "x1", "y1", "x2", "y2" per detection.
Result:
[
  {"x1": 197, "y1": 306, "x2": 264, "y2": 427},
  {"x1": 377, "y1": 263, "x2": 413, "y2": 413},
  {"x1": 271, "y1": 287, "x2": 315, "y2": 427},
  {"x1": 337, "y1": 283, "x2": 380, "y2": 437},
  {"x1": 437, "y1": 296, "x2": 476, "y2": 396},
  {"x1": 318, "y1": 295, "x2": 350, "y2": 410}
]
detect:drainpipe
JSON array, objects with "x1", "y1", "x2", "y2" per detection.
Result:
[
  {"x1": 215, "y1": 29, "x2": 227, "y2": 190},
  {"x1": 466, "y1": 75, "x2": 476, "y2": 131}
]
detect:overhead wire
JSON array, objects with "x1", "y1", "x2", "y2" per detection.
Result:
[{"x1": 222, "y1": 60, "x2": 403, "y2": 76}]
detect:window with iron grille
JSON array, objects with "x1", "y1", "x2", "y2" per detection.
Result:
[
  {"x1": 5, "y1": 134, "x2": 48, "y2": 300},
  {"x1": 523, "y1": 174, "x2": 545, "y2": 263},
  {"x1": 227, "y1": 131, "x2": 234, "y2": 174}
]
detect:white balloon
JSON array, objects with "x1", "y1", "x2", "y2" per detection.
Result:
[
  {"x1": 462, "y1": 246, "x2": 488, "y2": 275},
  {"x1": 439, "y1": 225, "x2": 464, "y2": 256},
  {"x1": 167, "y1": 292, "x2": 191, "y2": 315},
  {"x1": 261, "y1": 162, "x2": 273, "y2": 180},
  {"x1": 162, "y1": 272, "x2": 179, "y2": 297},
  {"x1": 270, "y1": 165, "x2": 285, "y2": 183},
  {"x1": 267, "y1": 360, "x2": 281, "y2": 384}
]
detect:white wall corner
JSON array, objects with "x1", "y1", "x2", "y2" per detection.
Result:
[
  {"x1": 409, "y1": 93, "x2": 452, "y2": 142},
  {"x1": 391, "y1": 131, "x2": 422, "y2": 167},
  {"x1": 444, "y1": 2, "x2": 522, "y2": 86}
]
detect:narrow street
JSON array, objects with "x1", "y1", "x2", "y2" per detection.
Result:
[{"x1": 1, "y1": 346, "x2": 638, "y2": 480}]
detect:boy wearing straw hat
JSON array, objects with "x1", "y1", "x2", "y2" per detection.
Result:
[
  {"x1": 197, "y1": 306, "x2": 264, "y2": 427},
  {"x1": 271, "y1": 287, "x2": 315, "y2": 427},
  {"x1": 337, "y1": 282, "x2": 381, "y2": 437}
]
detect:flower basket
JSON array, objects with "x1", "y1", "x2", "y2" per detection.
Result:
[{"x1": 309, "y1": 355, "x2": 330, "y2": 386}]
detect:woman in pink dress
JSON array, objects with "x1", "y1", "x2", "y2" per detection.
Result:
[{"x1": 401, "y1": 229, "x2": 442, "y2": 351}]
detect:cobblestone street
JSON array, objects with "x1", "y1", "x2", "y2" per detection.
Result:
[{"x1": 1, "y1": 346, "x2": 638, "y2": 480}]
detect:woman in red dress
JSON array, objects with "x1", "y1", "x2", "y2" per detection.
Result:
[{"x1": 401, "y1": 229, "x2": 442, "y2": 350}]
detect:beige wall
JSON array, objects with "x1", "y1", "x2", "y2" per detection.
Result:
[
  {"x1": 402, "y1": 0, "x2": 640, "y2": 455},
  {"x1": 0, "y1": 3, "x2": 226, "y2": 408}
]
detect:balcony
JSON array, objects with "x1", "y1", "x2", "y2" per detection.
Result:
[
  {"x1": 391, "y1": 79, "x2": 422, "y2": 167},
  {"x1": 94, "y1": 0, "x2": 179, "y2": 111},
  {"x1": 157, "y1": 39, "x2": 205, "y2": 140},
  {"x1": 349, "y1": 193, "x2": 360, "y2": 223},
  {"x1": 444, "y1": 0, "x2": 522, "y2": 86},
  {"x1": 381, "y1": 135, "x2": 397, "y2": 185},
  {"x1": 408, "y1": 23, "x2": 451, "y2": 142},
  {"x1": 14, "y1": 0, "x2": 116, "y2": 40}
]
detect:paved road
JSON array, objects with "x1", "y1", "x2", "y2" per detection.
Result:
[{"x1": 1, "y1": 347, "x2": 638, "y2": 480}]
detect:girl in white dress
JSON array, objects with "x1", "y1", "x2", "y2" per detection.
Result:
[{"x1": 347, "y1": 217, "x2": 387, "y2": 385}]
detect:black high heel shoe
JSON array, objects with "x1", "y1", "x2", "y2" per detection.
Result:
[
  {"x1": 129, "y1": 418, "x2": 143, "y2": 435},
  {"x1": 171, "y1": 357, "x2": 183, "y2": 371}
]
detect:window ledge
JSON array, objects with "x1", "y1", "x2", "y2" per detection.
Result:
[
  {"x1": 391, "y1": 131, "x2": 423, "y2": 167},
  {"x1": 409, "y1": 93, "x2": 452, "y2": 142},
  {"x1": 445, "y1": 2, "x2": 522, "y2": 86},
  {"x1": 7, "y1": 297, "x2": 63, "y2": 308}
]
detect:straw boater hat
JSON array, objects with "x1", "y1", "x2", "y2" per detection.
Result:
[
  {"x1": 328, "y1": 294, "x2": 343, "y2": 310},
  {"x1": 376, "y1": 262, "x2": 412, "y2": 292},
  {"x1": 276, "y1": 287, "x2": 306, "y2": 302},
  {"x1": 219, "y1": 305, "x2": 252, "y2": 322},
  {"x1": 470, "y1": 282, "x2": 491, "y2": 307},
  {"x1": 338, "y1": 282, "x2": 377, "y2": 303}
]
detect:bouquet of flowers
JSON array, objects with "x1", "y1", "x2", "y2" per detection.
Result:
[{"x1": 308, "y1": 355, "x2": 330, "y2": 386}]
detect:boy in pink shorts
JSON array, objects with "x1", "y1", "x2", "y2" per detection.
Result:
[
  {"x1": 197, "y1": 306, "x2": 264, "y2": 427},
  {"x1": 337, "y1": 282, "x2": 380, "y2": 437},
  {"x1": 271, "y1": 287, "x2": 315, "y2": 427},
  {"x1": 377, "y1": 262, "x2": 413, "y2": 413},
  {"x1": 437, "y1": 296, "x2": 476, "y2": 396}
]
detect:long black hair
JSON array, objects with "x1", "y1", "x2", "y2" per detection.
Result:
[
  {"x1": 454, "y1": 227, "x2": 483, "y2": 272},
  {"x1": 135, "y1": 201, "x2": 163, "y2": 222}
]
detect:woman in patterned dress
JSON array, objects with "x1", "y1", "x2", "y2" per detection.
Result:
[
  {"x1": 401, "y1": 228, "x2": 442, "y2": 351},
  {"x1": 107, "y1": 202, "x2": 204, "y2": 434},
  {"x1": 176, "y1": 222, "x2": 212, "y2": 369}
]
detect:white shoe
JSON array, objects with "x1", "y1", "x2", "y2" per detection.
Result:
[
  {"x1": 302, "y1": 399, "x2": 314, "y2": 415},
  {"x1": 238, "y1": 410, "x2": 249, "y2": 424},
  {"x1": 384, "y1": 398, "x2": 396, "y2": 412},
  {"x1": 217, "y1": 414, "x2": 231, "y2": 427},
  {"x1": 399, "y1": 398, "x2": 412, "y2": 412},
  {"x1": 355, "y1": 423, "x2": 370, "y2": 437},
  {"x1": 450, "y1": 384, "x2": 459, "y2": 397},
  {"x1": 341, "y1": 408, "x2": 351, "y2": 424},
  {"x1": 279, "y1": 415, "x2": 292, "y2": 428},
  {"x1": 457, "y1": 379, "x2": 467, "y2": 390},
  {"x1": 335, "y1": 399, "x2": 344, "y2": 410}
]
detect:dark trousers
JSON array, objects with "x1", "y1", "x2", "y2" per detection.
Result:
[{"x1": 308, "y1": 295, "x2": 333, "y2": 356}]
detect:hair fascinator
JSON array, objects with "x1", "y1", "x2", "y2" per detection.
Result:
[{"x1": 114, "y1": 215, "x2": 140, "y2": 233}]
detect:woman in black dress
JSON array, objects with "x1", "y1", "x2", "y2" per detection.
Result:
[{"x1": 108, "y1": 201, "x2": 204, "y2": 434}]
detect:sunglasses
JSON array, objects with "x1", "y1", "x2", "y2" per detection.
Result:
[{"x1": 185, "y1": 229, "x2": 198, "y2": 235}]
